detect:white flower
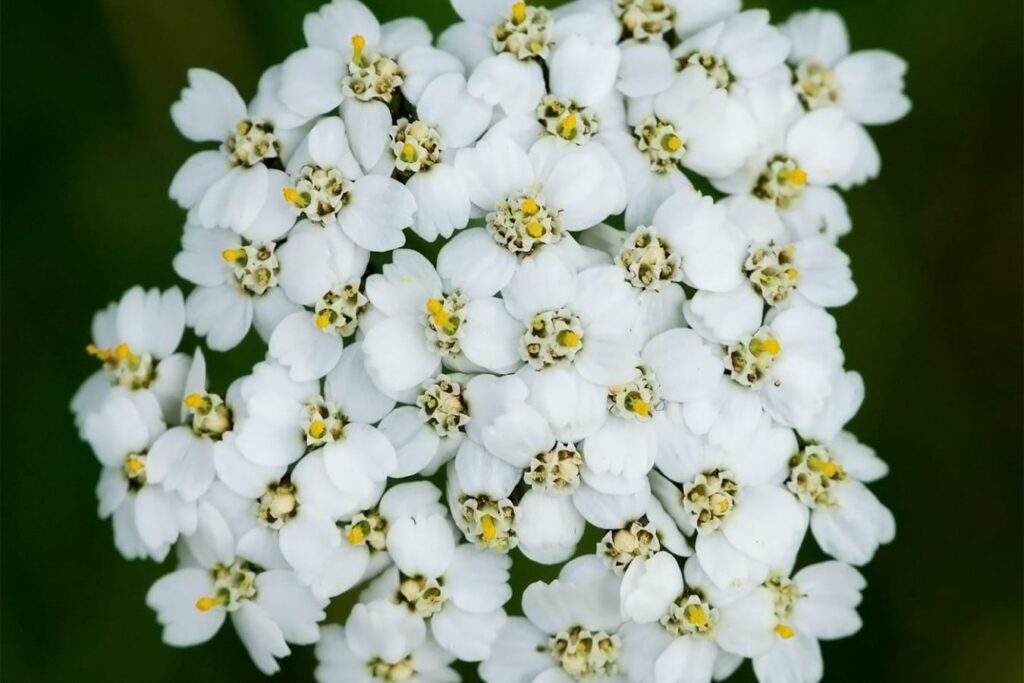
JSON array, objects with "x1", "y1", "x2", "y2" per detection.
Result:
[
  {"x1": 146, "y1": 497, "x2": 327, "y2": 675},
  {"x1": 782, "y1": 9, "x2": 911, "y2": 127},
  {"x1": 362, "y1": 249, "x2": 522, "y2": 394},
  {"x1": 315, "y1": 600, "x2": 458, "y2": 683},
  {"x1": 281, "y1": 116, "x2": 417, "y2": 252},
  {"x1": 268, "y1": 221, "x2": 370, "y2": 381},
  {"x1": 446, "y1": 439, "x2": 523, "y2": 555},
  {"x1": 83, "y1": 389, "x2": 195, "y2": 561},
  {"x1": 651, "y1": 415, "x2": 809, "y2": 590},
  {"x1": 786, "y1": 432, "x2": 894, "y2": 565},
  {"x1": 173, "y1": 225, "x2": 300, "y2": 351},
  {"x1": 73, "y1": 286, "x2": 189, "y2": 430},
  {"x1": 169, "y1": 69, "x2": 301, "y2": 238},
  {"x1": 372, "y1": 513, "x2": 513, "y2": 661},
  {"x1": 618, "y1": 9, "x2": 791, "y2": 99},
  {"x1": 279, "y1": 0, "x2": 433, "y2": 124},
  {"x1": 751, "y1": 562, "x2": 866, "y2": 683},
  {"x1": 618, "y1": 553, "x2": 778, "y2": 683},
  {"x1": 439, "y1": 135, "x2": 624, "y2": 298},
  {"x1": 480, "y1": 554, "x2": 627, "y2": 683}
]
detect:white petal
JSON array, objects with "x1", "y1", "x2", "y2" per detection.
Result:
[
  {"x1": 171, "y1": 69, "x2": 245, "y2": 142},
  {"x1": 268, "y1": 311, "x2": 344, "y2": 381},
  {"x1": 362, "y1": 315, "x2": 441, "y2": 393},
  {"x1": 437, "y1": 228, "x2": 518, "y2": 298},
  {"x1": 722, "y1": 485, "x2": 808, "y2": 567}
]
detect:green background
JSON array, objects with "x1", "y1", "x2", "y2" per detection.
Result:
[{"x1": 2, "y1": 0, "x2": 1021, "y2": 681}]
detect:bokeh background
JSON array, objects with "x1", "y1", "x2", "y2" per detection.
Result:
[{"x1": 2, "y1": 0, "x2": 1021, "y2": 681}]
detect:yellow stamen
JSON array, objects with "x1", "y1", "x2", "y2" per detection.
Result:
[
  {"x1": 520, "y1": 197, "x2": 540, "y2": 216},
  {"x1": 558, "y1": 330, "x2": 581, "y2": 348},
  {"x1": 315, "y1": 310, "x2": 332, "y2": 329},
  {"x1": 125, "y1": 457, "x2": 145, "y2": 475},
  {"x1": 631, "y1": 399, "x2": 651, "y2": 417},
  {"x1": 774, "y1": 624, "x2": 795, "y2": 639},
  {"x1": 808, "y1": 455, "x2": 838, "y2": 478},
  {"x1": 781, "y1": 168, "x2": 808, "y2": 186},
  {"x1": 511, "y1": 1, "x2": 527, "y2": 23},
  {"x1": 351, "y1": 34, "x2": 366, "y2": 62},
  {"x1": 114, "y1": 343, "x2": 134, "y2": 361},
  {"x1": 195, "y1": 596, "x2": 225, "y2": 612},
  {"x1": 401, "y1": 142, "x2": 417, "y2": 163},
  {"x1": 786, "y1": 267, "x2": 799, "y2": 281},
  {"x1": 561, "y1": 113, "x2": 577, "y2": 136},
  {"x1": 685, "y1": 605, "x2": 708, "y2": 627},
  {"x1": 665, "y1": 135, "x2": 683, "y2": 152},
  {"x1": 525, "y1": 221, "x2": 544, "y2": 238},
  {"x1": 530, "y1": 41, "x2": 543, "y2": 53},
  {"x1": 762, "y1": 337, "x2": 781, "y2": 356},
  {"x1": 347, "y1": 526, "x2": 365, "y2": 545},
  {"x1": 282, "y1": 187, "x2": 304, "y2": 205},
  {"x1": 308, "y1": 420, "x2": 326, "y2": 439},
  {"x1": 425, "y1": 298, "x2": 450, "y2": 327},
  {"x1": 481, "y1": 515, "x2": 498, "y2": 542},
  {"x1": 221, "y1": 248, "x2": 245, "y2": 263},
  {"x1": 183, "y1": 393, "x2": 205, "y2": 410}
]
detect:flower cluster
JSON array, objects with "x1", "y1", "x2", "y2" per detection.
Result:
[{"x1": 72, "y1": 0, "x2": 907, "y2": 681}]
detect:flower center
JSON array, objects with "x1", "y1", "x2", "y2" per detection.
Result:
[
  {"x1": 608, "y1": 366, "x2": 660, "y2": 421},
  {"x1": 680, "y1": 51, "x2": 732, "y2": 89},
  {"x1": 634, "y1": 116, "x2": 685, "y2": 174},
  {"x1": 195, "y1": 560, "x2": 259, "y2": 613},
  {"x1": 391, "y1": 119, "x2": 443, "y2": 174},
  {"x1": 550, "y1": 626, "x2": 621, "y2": 678},
  {"x1": 283, "y1": 165, "x2": 348, "y2": 223},
  {"x1": 225, "y1": 118, "x2": 280, "y2": 168},
  {"x1": 256, "y1": 481, "x2": 299, "y2": 529},
  {"x1": 614, "y1": 0, "x2": 676, "y2": 41},
  {"x1": 86, "y1": 343, "x2": 155, "y2": 390},
  {"x1": 488, "y1": 191, "x2": 564, "y2": 256},
  {"x1": 368, "y1": 657, "x2": 416, "y2": 682},
  {"x1": 753, "y1": 155, "x2": 808, "y2": 209},
  {"x1": 525, "y1": 442, "x2": 583, "y2": 493},
  {"x1": 727, "y1": 327, "x2": 782, "y2": 388},
  {"x1": 537, "y1": 96, "x2": 600, "y2": 144},
  {"x1": 764, "y1": 574, "x2": 802, "y2": 640},
  {"x1": 793, "y1": 61, "x2": 839, "y2": 111},
  {"x1": 492, "y1": 2, "x2": 552, "y2": 60},
  {"x1": 397, "y1": 574, "x2": 446, "y2": 618},
  {"x1": 417, "y1": 375, "x2": 471, "y2": 437},
  {"x1": 682, "y1": 469, "x2": 741, "y2": 534},
  {"x1": 302, "y1": 397, "x2": 347, "y2": 447},
  {"x1": 460, "y1": 495, "x2": 517, "y2": 552},
  {"x1": 616, "y1": 227, "x2": 682, "y2": 291},
  {"x1": 599, "y1": 517, "x2": 661, "y2": 574},
  {"x1": 744, "y1": 242, "x2": 799, "y2": 305},
  {"x1": 423, "y1": 294, "x2": 466, "y2": 357},
  {"x1": 343, "y1": 509, "x2": 388, "y2": 550},
  {"x1": 343, "y1": 34, "x2": 404, "y2": 103},
  {"x1": 787, "y1": 444, "x2": 846, "y2": 508},
  {"x1": 123, "y1": 452, "x2": 147, "y2": 491},
  {"x1": 521, "y1": 310, "x2": 584, "y2": 369},
  {"x1": 183, "y1": 392, "x2": 232, "y2": 440},
  {"x1": 314, "y1": 282, "x2": 368, "y2": 337},
  {"x1": 661, "y1": 591, "x2": 717, "y2": 637},
  {"x1": 221, "y1": 243, "x2": 281, "y2": 296}
]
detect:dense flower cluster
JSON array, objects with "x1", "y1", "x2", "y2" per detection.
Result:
[{"x1": 72, "y1": 0, "x2": 908, "y2": 680}]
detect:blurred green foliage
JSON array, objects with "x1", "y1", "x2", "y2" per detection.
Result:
[{"x1": 2, "y1": 0, "x2": 1021, "y2": 681}]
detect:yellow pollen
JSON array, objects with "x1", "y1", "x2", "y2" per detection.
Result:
[
  {"x1": 782, "y1": 168, "x2": 808, "y2": 186},
  {"x1": 632, "y1": 399, "x2": 651, "y2": 417},
  {"x1": 558, "y1": 331, "x2": 581, "y2": 348},
  {"x1": 347, "y1": 526, "x2": 365, "y2": 545},
  {"x1": 530, "y1": 41, "x2": 543, "y2": 53},
  {"x1": 526, "y1": 221, "x2": 544, "y2": 238},
  {"x1": 426, "y1": 298, "x2": 450, "y2": 327},
  {"x1": 666, "y1": 135, "x2": 683, "y2": 152},
  {"x1": 114, "y1": 343, "x2": 135, "y2": 362},
  {"x1": 775, "y1": 624, "x2": 795, "y2": 639},
  {"x1": 401, "y1": 142, "x2": 417, "y2": 162},
  {"x1": 520, "y1": 197, "x2": 540, "y2": 215},
  {"x1": 308, "y1": 420, "x2": 326, "y2": 439},
  {"x1": 125, "y1": 457, "x2": 145, "y2": 475},
  {"x1": 183, "y1": 393, "x2": 205, "y2": 409},
  {"x1": 561, "y1": 113, "x2": 577, "y2": 135},
  {"x1": 282, "y1": 187, "x2": 304, "y2": 205},
  {"x1": 195, "y1": 596, "x2": 224, "y2": 612},
  {"x1": 221, "y1": 248, "x2": 245, "y2": 262},
  {"x1": 511, "y1": 2, "x2": 526, "y2": 23},
  {"x1": 315, "y1": 310, "x2": 333, "y2": 329},
  {"x1": 808, "y1": 456, "x2": 839, "y2": 478},
  {"x1": 351, "y1": 34, "x2": 366, "y2": 62},
  {"x1": 761, "y1": 337, "x2": 781, "y2": 356},
  {"x1": 481, "y1": 515, "x2": 498, "y2": 542},
  {"x1": 685, "y1": 605, "x2": 708, "y2": 627}
]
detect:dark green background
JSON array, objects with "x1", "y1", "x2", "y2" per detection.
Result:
[{"x1": 2, "y1": 0, "x2": 1021, "y2": 681}]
